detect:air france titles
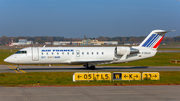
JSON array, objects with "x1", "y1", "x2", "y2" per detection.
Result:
[{"x1": 41, "y1": 49, "x2": 74, "y2": 59}]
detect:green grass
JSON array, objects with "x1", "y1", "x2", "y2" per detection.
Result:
[
  {"x1": 0, "y1": 49, "x2": 18, "y2": 65},
  {"x1": 0, "y1": 71, "x2": 180, "y2": 86}
]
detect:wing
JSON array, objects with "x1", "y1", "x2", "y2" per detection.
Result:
[{"x1": 71, "y1": 59, "x2": 114, "y2": 65}]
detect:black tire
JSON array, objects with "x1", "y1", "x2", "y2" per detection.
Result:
[{"x1": 90, "y1": 65, "x2": 95, "y2": 70}]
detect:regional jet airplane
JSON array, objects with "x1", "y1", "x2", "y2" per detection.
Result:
[{"x1": 4, "y1": 30, "x2": 174, "y2": 70}]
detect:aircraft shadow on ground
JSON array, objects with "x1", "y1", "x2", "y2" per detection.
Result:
[
  {"x1": 16, "y1": 66, "x2": 148, "y2": 71},
  {"x1": 96, "y1": 66, "x2": 148, "y2": 70}
]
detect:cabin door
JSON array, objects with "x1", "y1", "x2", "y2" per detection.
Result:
[{"x1": 32, "y1": 47, "x2": 39, "y2": 61}]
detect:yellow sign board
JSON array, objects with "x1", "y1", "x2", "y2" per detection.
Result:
[
  {"x1": 73, "y1": 72, "x2": 111, "y2": 81},
  {"x1": 94, "y1": 73, "x2": 111, "y2": 80},
  {"x1": 121, "y1": 72, "x2": 141, "y2": 80},
  {"x1": 73, "y1": 72, "x2": 159, "y2": 81},
  {"x1": 142, "y1": 72, "x2": 160, "y2": 80},
  {"x1": 113, "y1": 72, "x2": 141, "y2": 80},
  {"x1": 74, "y1": 72, "x2": 94, "y2": 81}
]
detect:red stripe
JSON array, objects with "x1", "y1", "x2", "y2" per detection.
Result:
[{"x1": 153, "y1": 36, "x2": 164, "y2": 48}]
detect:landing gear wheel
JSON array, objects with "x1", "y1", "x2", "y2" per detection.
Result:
[
  {"x1": 84, "y1": 64, "x2": 96, "y2": 70},
  {"x1": 16, "y1": 65, "x2": 20, "y2": 71},
  {"x1": 90, "y1": 65, "x2": 95, "y2": 70}
]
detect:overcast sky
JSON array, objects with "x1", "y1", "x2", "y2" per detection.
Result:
[{"x1": 0, "y1": 0, "x2": 179, "y2": 38}]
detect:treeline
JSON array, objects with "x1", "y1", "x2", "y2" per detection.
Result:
[{"x1": 0, "y1": 36, "x2": 180, "y2": 45}]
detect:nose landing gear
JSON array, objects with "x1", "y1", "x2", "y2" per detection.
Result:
[{"x1": 16, "y1": 64, "x2": 20, "y2": 71}]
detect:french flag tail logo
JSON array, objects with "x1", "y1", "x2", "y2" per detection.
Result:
[{"x1": 139, "y1": 30, "x2": 175, "y2": 49}]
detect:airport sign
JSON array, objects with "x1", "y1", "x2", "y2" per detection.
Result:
[
  {"x1": 73, "y1": 72, "x2": 159, "y2": 81},
  {"x1": 142, "y1": 72, "x2": 160, "y2": 80},
  {"x1": 113, "y1": 72, "x2": 141, "y2": 80},
  {"x1": 73, "y1": 72, "x2": 111, "y2": 81},
  {"x1": 94, "y1": 72, "x2": 111, "y2": 81},
  {"x1": 74, "y1": 72, "x2": 94, "y2": 81}
]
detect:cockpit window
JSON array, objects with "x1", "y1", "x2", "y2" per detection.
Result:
[{"x1": 15, "y1": 51, "x2": 27, "y2": 54}]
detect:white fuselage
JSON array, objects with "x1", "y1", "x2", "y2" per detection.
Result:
[{"x1": 4, "y1": 46, "x2": 156, "y2": 65}]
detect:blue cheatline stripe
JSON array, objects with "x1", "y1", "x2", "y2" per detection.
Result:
[
  {"x1": 142, "y1": 34, "x2": 156, "y2": 47},
  {"x1": 148, "y1": 35, "x2": 160, "y2": 48},
  {"x1": 146, "y1": 34, "x2": 159, "y2": 47}
]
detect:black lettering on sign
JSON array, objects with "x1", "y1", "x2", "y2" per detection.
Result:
[
  {"x1": 78, "y1": 75, "x2": 82, "y2": 79},
  {"x1": 134, "y1": 75, "x2": 138, "y2": 78},
  {"x1": 101, "y1": 74, "x2": 104, "y2": 79},
  {"x1": 145, "y1": 74, "x2": 148, "y2": 78},
  {"x1": 149, "y1": 74, "x2": 151, "y2": 77},
  {"x1": 129, "y1": 74, "x2": 132, "y2": 79},
  {"x1": 124, "y1": 75, "x2": 128, "y2": 78},
  {"x1": 88, "y1": 74, "x2": 92, "y2": 79},
  {"x1": 84, "y1": 74, "x2": 87, "y2": 79},
  {"x1": 105, "y1": 74, "x2": 109, "y2": 79}
]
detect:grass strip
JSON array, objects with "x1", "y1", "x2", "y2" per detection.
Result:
[{"x1": 0, "y1": 71, "x2": 180, "y2": 86}]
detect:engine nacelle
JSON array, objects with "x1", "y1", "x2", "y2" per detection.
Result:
[{"x1": 115, "y1": 47, "x2": 139, "y2": 55}]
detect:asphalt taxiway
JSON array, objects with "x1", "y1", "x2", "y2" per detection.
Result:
[
  {"x1": 0, "y1": 85, "x2": 180, "y2": 101},
  {"x1": 0, "y1": 65, "x2": 180, "y2": 73}
]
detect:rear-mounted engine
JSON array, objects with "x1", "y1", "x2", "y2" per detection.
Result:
[{"x1": 115, "y1": 47, "x2": 139, "y2": 55}]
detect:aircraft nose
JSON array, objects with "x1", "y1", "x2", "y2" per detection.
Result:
[
  {"x1": 4, "y1": 58, "x2": 9, "y2": 62},
  {"x1": 4, "y1": 57, "x2": 12, "y2": 63}
]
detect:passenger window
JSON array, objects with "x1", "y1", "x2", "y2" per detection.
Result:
[
  {"x1": 82, "y1": 52, "x2": 84, "y2": 55},
  {"x1": 62, "y1": 52, "x2": 64, "y2": 55},
  {"x1": 102, "y1": 52, "x2": 104, "y2": 55},
  {"x1": 97, "y1": 52, "x2": 98, "y2": 55},
  {"x1": 52, "y1": 52, "x2": 53, "y2": 55},
  {"x1": 92, "y1": 52, "x2": 93, "y2": 55},
  {"x1": 72, "y1": 52, "x2": 74, "y2": 55},
  {"x1": 42, "y1": 53, "x2": 43, "y2": 55},
  {"x1": 57, "y1": 52, "x2": 59, "y2": 55},
  {"x1": 87, "y1": 52, "x2": 89, "y2": 55},
  {"x1": 46, "y1": 53, "x2": 48, "y2": 55},
  {"x1": 67, "y1": 52, "x2": 69, "y2": 55}
]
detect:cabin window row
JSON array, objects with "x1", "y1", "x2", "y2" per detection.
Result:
[{"x1": 41, "y1": 52, "x2": 104, "y2": 55}]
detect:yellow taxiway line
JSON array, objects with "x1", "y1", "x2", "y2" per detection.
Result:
[
  {"x1": 11, "y1": 65, "x2": 26, "y2": 73},
  {"x1": 6, "y1": 65, "x2": 26, "y2": 73}
]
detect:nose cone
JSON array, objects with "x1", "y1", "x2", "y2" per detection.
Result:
[
  {"x1": 4, "y1": 57, "x2": 13, "y2": 63},
  {"x1": 4, "y1": 55, "x2": 18, "y2": 64},
  {"x1": 4, "y1": 58, "x2": 9, "y2": 63}
]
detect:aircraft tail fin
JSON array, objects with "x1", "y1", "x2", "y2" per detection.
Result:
[{"x1": 139, "y1": 30, "x2": 175, "y2": 49}]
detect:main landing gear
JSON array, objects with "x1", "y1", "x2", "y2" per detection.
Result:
[{"x1": 83, "y1": 64, "x2": 96, "y2": 70}]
